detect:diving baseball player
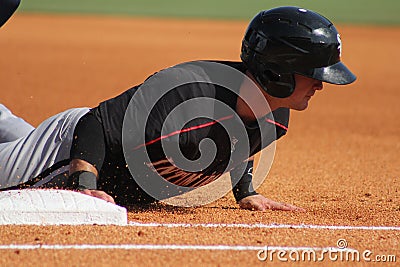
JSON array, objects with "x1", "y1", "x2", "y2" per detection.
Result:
[{"x1": 0, "y1": 7, "x2": 356, "y2": 211}]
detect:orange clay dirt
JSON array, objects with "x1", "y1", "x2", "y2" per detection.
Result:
[{"x1": 0, "y1": 14, "x2": 399, "y2": 267}]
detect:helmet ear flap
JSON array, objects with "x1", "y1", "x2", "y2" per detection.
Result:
[
  {"x1": 254, "y1": 64, "x2": 296, "y2": 98},
  {"x1": 242, "y1": 41, "x2": 296, "y2": 98}
]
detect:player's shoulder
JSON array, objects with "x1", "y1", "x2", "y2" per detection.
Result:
[
  {"x1": 272, "y1": 107, "x2": 290, "y2": 135},
  {"x1": 208, "y1": 60, "x2": 247, "y2": 73},
  {"x1": 273, "y1": 107, "x2": 290, "y2": 120}
]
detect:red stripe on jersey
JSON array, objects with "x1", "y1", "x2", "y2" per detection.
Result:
[
  {"x1": 265, "y1": 118, "x2": 288, "y2": 131},
  {"x1": 133, "y1": 115, "x2": 234, "y2": 150}
]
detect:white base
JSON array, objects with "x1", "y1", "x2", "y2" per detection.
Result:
[{"x1": 0, "y1": 189, "x2": 127, "y2": 225}]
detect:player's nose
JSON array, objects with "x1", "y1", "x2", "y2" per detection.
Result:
[{"x1": 314, "y1": 80, "x2": 323, "y2": 91}]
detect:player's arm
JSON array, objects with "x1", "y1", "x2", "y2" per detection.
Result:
[
  {"x1": 230, "y1": 158, "x2": 305, "y2": 212},
  {"x1": 230, "y1": 159, "x2": 258, "y2": 201},
  {"x1": 68, "y1": 112, "x2": 115, "y2": 204}
]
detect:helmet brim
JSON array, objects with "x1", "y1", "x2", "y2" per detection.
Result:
[
  {"x1": 313, "y1": 62, "x2": 356, "y2": 85},
  {"x1": 0, "y1": 0, "x2": 21, "y2": 28}
]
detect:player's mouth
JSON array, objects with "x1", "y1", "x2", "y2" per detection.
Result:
[{"x1": 306, "y1": 91, "x2": 316, "y2": 98}]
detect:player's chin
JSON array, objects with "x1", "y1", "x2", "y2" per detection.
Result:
[{"x1": 290, "y1": 100, "x2": 309, "y2": 111}]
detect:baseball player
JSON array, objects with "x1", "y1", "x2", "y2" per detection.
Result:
[
  {"x1": 0, "y1": 0, "x2": 36, "y2": 142},
  {"x1": 0, "y1": 7, "x2": 356, "y2": 211}
]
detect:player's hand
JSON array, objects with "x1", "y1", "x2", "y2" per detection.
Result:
[
  {"x1": 78, "y1": 189, "x2": 116, "y2": 204},
  {"x1": 238, "y1": 194, "x2": 305, "y2": 212}
]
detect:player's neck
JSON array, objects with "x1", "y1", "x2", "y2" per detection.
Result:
[{"x1": 237, "y1": 72, "x2": 280, "y2": 123}]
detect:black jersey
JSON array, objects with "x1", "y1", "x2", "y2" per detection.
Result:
[{"x1": 91, "y1": 61, "x2": 289, "y2": 205}]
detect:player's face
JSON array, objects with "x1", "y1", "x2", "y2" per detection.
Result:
[{"x1": 287, "y1": 74, "x2": 323, "y2": 111}]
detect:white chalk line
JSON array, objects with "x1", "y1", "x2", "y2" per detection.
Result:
[
  {"x1": 0, "y1": 244, "x2": 356, "y2": 252},
  {"x1": 128, "y1": 222, "x2": 400, "y2": 231},
  {"x1": 0, "y1": 223, "x2": 390, "y2": 252}
]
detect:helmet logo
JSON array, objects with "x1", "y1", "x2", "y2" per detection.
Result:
[{"x1": 337, "y1": 33, "x2": 342, "y2": 57}]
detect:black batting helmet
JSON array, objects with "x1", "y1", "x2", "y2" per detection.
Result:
[
  {"x1": 241, "y1": 6, "x2": 356, "y2": 98},
  {"x1": 0, "y1": 0, "x2": 20, "y2": 28}
]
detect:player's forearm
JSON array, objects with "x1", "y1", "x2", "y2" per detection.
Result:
[
  {"x1": 70, "y1": 111, "x2": 106, "y2": 171},
  {"x1": 69, "y1": 159, "x2": 98, "y2": 175},
  {"x1": 230, "y1": 160, "x2": 258, "y2": 202},
  {"x1": 68, "y1": 111, "x2": 106, "y2": 190},
  {"x1": 68, "y1": 159, "x2": 98, "y2": 190}
]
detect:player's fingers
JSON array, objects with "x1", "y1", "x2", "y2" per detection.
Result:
[
  {"x1": 79, "y1": 189, "x2": 116, "y2": 204},
  {"x1": 272, "y1": 202, "x2": 306, "y2": 212},
  {"x1": 250, "y1": 200, "x2": 267, "y2": 211},
  {"x1": 255, "y1": 202, "x2": 267, "y2": 211},
  {"x1": 93, "y1": 191, "x2": 115, "y2": 204},
  {"x1": 268, "y1": 202, "x2": 290, "y2": 211},
  {"x1": 78, "y1": 189, "x2": 94, "y2": 197},
  {"x1": 292, "y1": 206, "x2": 306, "y2": 212},
  {"x1": 283, "y1": 202, "x2": 306, "y2": 212}
]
